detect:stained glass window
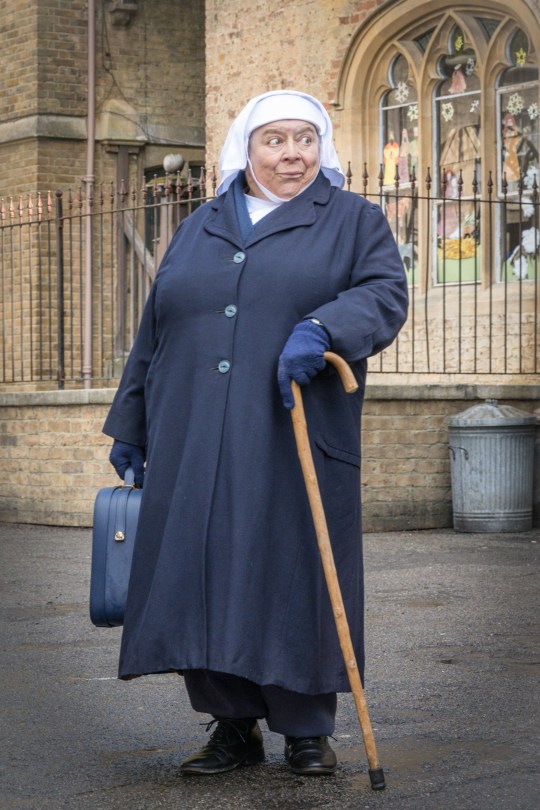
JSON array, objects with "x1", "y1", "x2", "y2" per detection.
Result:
[
  {"x1": 498, "y1": 30, "x2": 539, "y2": 281},
  {"x1": 380, "y1": 56, "x2": 419, "y2": 284},
  {"x1": 381, "y1": 55, "x2": 419, "y2": 187},
  {"x1": 435, "y1": 26, "x2": 481, "y2": 282},
  {"x1": 377, "y1": 14, "x2": 539, "y2": 288}
]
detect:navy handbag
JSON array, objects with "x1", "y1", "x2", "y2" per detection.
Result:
[{"x1": 89, "y1": 468, "x2": 142, "y2": 627}]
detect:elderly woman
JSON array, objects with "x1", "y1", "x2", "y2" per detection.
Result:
[{"x1": 104, "y1": 90, "x2": 408, "y2": 776}]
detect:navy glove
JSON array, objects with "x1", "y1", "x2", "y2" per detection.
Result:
[
  {"x1": 109, "y1": 440, "x2": 146, "y2": 488},
  {"x1": 277, "y1": 320, "x2": 330, "y2": 409}
]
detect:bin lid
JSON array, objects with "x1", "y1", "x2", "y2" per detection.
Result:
[{"x1": 447, "y1": 399, "x2": 536, "y2": 427}]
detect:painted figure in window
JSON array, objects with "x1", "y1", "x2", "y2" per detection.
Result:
[
  {"x1": 440, "y1": 125, "x2": 480, "y2": 191},
  {"x1": 502, "y1": 112, "x2": 538, "y2": 184},
  {"x1": 502, "y1": 113, "x2": 521, "y2": 181},
  {"x1": 386, "y1": 196, "x2": 411, "y2": 244},
  {"x1": 398, "y1": 128, "x2": 410, "y2": 183},
  {"x1": 508, "y1": 225, "x2": 540, "y2": 279},
  {"x1": 383, "y1": 131, "x2": 400, "y2": 185},
  {"x1": 443, "y1": 169, "x2": 459, "y2": 200},
  {"x1": 409, "y1": 126, "x2": 419, "y2": 179},
  {"x1": 517, "y1": 130, "x2": 539, "y2": 179},
  {"x1": 449, "y1": 64, "x2": 467, "y2": 95},
  {"x1": 437, "y1": 169, "x2": 459, "y2": 239}
]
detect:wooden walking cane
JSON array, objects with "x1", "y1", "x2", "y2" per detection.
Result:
[{"x1": 290, "y1": 351, "x2": 385, "y2": 791}]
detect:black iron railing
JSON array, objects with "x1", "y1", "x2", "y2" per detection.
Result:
[{"x1": 0, "y1": 166, "x2": 538, "y2": 388}]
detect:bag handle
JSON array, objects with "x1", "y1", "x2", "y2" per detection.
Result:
[{"x1": 123, "y1": 467, "x2": 136, "y2": 487}]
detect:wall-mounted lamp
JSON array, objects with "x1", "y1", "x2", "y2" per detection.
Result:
[{"x1": 109, "y1": 0, "x2": 139, "y2": 27}]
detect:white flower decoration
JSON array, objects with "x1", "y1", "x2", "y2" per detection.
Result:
[
  {"x1": 528, "y1": 103, "x2": 539, "y2": 121},
  {"x1": 395, "y1": 81, "x2": 410, "y2": 104},
  {"x1": 522, "y1": 203, "x2": 535, "y2": 219},
  {"x1": 441, "y1": 102, "x2": 454, "y2": 122},
  {"x1": 512, "y1": 256, "x2": 529, "y2": 279},
  {"x1": 407, "y1": 104, "x2": 419, "y2": 121},
  {"x1": 470, "y1": 99, "x2": 480, "y2": 114},
  {"x1": 465, "y1": 57, "x2": 475, "y2": 76},
  {"x1": 507, "y1": 92, "x2": 524, "y2": 116},
  {"x1": 524, "y1": 166, "x2": 540, "y2": 190},
  {"x1": 521, "y1": 227, "x2": 540, "y2": 255}
]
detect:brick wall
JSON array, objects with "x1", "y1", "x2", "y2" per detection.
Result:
[
  {"x1": 0, "y1": 0, "x2": 39, "y2": 121},
  {"x1": 1, "y1": 385, "x2": 538, "y2": 530},
  {"x1": 0, "y1": 0, "x2": 205, "y2": 388},
  {"x1": 0, "y1": 0, "x2": 205, "y2": 196},
  {"x1": 204, "y1": 0, "x2": 540, "y2": 171},
  {"x1": 93, "y1": 0, "x2": 205, "y2": 135},
  {"x1": 0, "y1": 391, "x2": 112, "y2": 526},
  {"x1": 361, "y1": 397, "x2": 453, "y2": 529},
  {"x1": 36, "y1": 0, "x2": 88, "y2": 117},
  {"x1": 0, "y1": 143, "x2": 39, "y2": 199},
  {"x1": 37, "y1": 140, "x2": 87, "y2": 193},
  {"x1": 362, "y1": 391, "x2": 538, "y2": 529},
  {"x1": 204, "y1": 0, "x2": 383, "y2": 170}
]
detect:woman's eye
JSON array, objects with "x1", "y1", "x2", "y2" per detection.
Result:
[
  {"x1": 299, "y1": 136, "x2": 313, "y2": 145},
  {"x1": 268, "y1": 137, "x2": 282, "y2": 146}
]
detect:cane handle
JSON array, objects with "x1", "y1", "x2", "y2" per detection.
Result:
[{"x1": 323, "y1": 352, "x2": 358, "y2": 394}]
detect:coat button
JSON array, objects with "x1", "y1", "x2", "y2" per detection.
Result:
[
  {"x1": 218, "y1": 360, "x2": 231, "y2": 373},
  {"x1": 233, "y1": 251, "x2": 246, "y2": 263},
  {"x1": 224, "y1": 305, "x2": 237, "y2": 318}
]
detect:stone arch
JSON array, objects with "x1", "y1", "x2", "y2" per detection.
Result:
[{"x1": 334, "y1": 0, "x2": 540, "y2": 183}]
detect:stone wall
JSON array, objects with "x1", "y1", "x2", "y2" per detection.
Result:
[
  {"x1": 1, "y1": 385, "x2": 538, "y2": 531},
  {"x1": 204, "y1": 0, "x2": 385, "y2": 170},
  {"x1": 0, "y1": 0, "x2": 206, "y2": 197},
  {"x1": 204, "y1": 0, "x2": 540, "y2": 170},
  {"x1": 0, "y1": 0, "x2": 40, "y2": 121},
  {"x1": 0, "y1": 0, "x2": 206, "y2": 389}
]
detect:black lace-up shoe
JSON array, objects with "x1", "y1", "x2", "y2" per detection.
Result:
[
  {"x1": 284, "y1": 736, "x2": 337, "y2": 774},
  {"x1": 180, "y1": 719, "x2": 265, "y2": 775}
]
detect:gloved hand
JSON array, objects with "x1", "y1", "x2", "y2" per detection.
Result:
[
  {"x1": 109, "y1": 440, "x2": 146, "y2": 488},
  {"x1": 277, "y1": 320, "x2": 330, "y2": 409}
]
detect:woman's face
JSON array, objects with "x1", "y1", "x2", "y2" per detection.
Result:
[{"x1": 246, "y1": 119, "x2": 320, "y2": 200}]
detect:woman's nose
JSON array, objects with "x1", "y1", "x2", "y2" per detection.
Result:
[{"x1": 282, "y1": 137, "x2": 301, "y2": 160}]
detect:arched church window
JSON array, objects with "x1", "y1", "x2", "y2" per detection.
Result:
[
  {"x1": 380, "y1": 55, "x2": 419, "y2": 283},
  {"x1": 381, "y1": 55, "x2": 419, "y2": 187},
  {"x1": 364, "y1": 6, "x2": 539, "y2": 290},
  {"x1": 341, "y1": 1, "x2": 539, "y2": 374},
  {"x1": 436, "y1": 27, "x2": 481, "y2": 193},
  {"x1": 498, "y1": 29, "x2": 539, "y2": 281},
  {"x1": 434, "y1": 26, "x2": 481, "y2": 284}
]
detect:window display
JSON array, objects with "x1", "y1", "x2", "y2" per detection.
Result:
[
  {"x1": 435, "y1": 26, "x2": 481, "y2": 282},
  {"x1": 380, "y1": 56, "x2": 419, "y2": 284},
  {"x1": 499, "y1": 30, "x2": 539, "y2": 281},
  {"x1": 377, "y1": 17, "x2": 538, "y2": 286}
]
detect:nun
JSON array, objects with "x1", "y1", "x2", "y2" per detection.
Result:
[{"x1": 104, "y1": 90, "x2": 408, "y2": 776}]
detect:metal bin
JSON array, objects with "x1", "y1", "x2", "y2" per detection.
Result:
[{"x1": 447, "y1": 400, "x2": 536, "y2": 532}]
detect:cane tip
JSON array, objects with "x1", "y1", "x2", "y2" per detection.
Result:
[{"x1": 368, "y1": 767, "x2": 386, "y2": 790}]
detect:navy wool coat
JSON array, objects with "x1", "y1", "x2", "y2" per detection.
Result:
[{"x1": 103, "y1": 172, "x2": 408, "y2": 694}]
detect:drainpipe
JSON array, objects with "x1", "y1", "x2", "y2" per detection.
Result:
[{"x1": 82, "y1": 0, "x2": 96, "y2": 388}]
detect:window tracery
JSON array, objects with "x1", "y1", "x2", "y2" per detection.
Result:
[{"x1": 372, "y1": 9, "x2": 539, "y2": 285}]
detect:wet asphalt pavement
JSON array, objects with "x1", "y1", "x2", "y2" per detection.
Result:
[{"x1": 1, "y1": 522, "x2": 539, "y2": 810}]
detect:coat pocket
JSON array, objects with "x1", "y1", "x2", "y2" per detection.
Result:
[
  {"x1": 314, "y1": 435, "x2": 361, "y2": 468},
  {"x1": 312, "y1": 434, "x2": 361, "y2": 540}
]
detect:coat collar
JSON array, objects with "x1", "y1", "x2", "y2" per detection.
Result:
[{"x1": 203, "y1": 171, "x2": 333, "y2": 248}]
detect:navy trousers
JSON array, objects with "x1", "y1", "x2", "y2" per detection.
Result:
[{"x1": 183, "y1": 669, "x2": 337, "y2": 737}]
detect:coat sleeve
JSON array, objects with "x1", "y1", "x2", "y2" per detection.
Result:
[
  {"x1": 102, "y1": 280, "x2": 159, "y2": 446},
  {"x1": 307, "y1": 201, "x2": 409, "y2": 362}
]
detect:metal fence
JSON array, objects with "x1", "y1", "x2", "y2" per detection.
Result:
[
  {"x1": 354, "y1": 164, "x2": 539, "y2": 377},
  {"x1": 0, "y1": 169, "x2": 212, "y2": 388},
  {"x1": 0, "y1": 166, "x2": 538, "y2": 388}
]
